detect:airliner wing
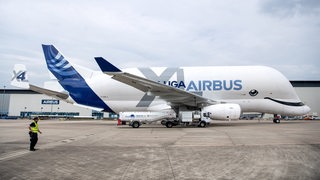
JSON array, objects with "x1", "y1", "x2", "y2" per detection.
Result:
[{"x1": 95, "y1": 57, "x2": 216, "y2": 107}]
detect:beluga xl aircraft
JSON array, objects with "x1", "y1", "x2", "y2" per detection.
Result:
[{"x1": 11, "y1": 44, "x2": 310, "y2": 128}]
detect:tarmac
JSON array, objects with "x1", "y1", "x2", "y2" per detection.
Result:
[{"x1": 0, "y1": 119, "x2": 320, "y2": 180}]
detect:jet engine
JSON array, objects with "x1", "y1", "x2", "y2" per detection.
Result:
[{"x1": 202, "y1": 104, "x2": 241, "y2": 120}]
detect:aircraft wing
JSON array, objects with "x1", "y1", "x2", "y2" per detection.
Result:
[{"x1": 95, "y1": 57, "x2": 216, "y2": 108}]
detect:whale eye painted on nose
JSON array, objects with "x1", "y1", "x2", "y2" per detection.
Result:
[{"x1": 249, "y1": 89, "x2": 258, "y2": 96}]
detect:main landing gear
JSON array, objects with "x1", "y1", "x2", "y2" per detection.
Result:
[{"x1": 130, "y1": 121, "x2": 141, "y2": 128}]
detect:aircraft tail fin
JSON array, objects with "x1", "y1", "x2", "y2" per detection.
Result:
[
  {"x1": 41, "y1": 45, "x2": 114, "y2": 112},
  {"x1": 11, "y1": 64, "x2": 30, "y2": 89},
  {"x1": 42, "y1": 44, "x2": 82, "y2": 80}
]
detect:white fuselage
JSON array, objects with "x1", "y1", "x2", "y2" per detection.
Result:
[{"x1": 79, "y1": 66, "x2": 309, "y2": 116}]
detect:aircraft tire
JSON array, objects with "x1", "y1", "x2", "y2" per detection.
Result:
[
  {"x1": 166, "y1": 121, "x2": 173, "y2": 128},
  {"x1": 132, "y1": 121, "x2": 140, "y2": 128},
  {"x1": 273, "y1": 119, "x2": 280, "y2": 124},
  {"x1": 199, "y1": 121, "x2": 206, "y2": 128}
]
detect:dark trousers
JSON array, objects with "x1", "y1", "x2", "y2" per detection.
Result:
[{"x1": 30, "y1": 132, "x2": 38, "y2": 150}]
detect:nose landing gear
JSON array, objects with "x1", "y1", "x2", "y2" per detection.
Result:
[{"x1": 273, "y1": 114, "x2": 281, "y2": 124}]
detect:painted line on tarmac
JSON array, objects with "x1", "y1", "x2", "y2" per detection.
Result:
[
  {"x1": 0, "y1": 150, "x2": 30, "y2": 162},
  {"x1": 0, "y1": 133, "x2": 95, "y2": 162}
]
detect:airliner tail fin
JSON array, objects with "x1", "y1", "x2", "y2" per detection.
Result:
[{"x1": 11, "y1": 64, "x2": 30, "y2": 89}]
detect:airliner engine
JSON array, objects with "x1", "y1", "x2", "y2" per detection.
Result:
[{"x1": 202, "y1": 104, "x2": 241, "y2": 120}]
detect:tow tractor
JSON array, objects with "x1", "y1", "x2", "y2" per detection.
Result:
[{"x1": 160, "y1": 111, "x2": 211, "y2": 128}]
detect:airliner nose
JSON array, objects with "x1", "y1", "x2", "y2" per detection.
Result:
[{"x1": 304, "y1": 105, "x2": 311, "y2": 114}]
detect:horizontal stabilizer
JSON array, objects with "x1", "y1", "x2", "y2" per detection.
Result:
[
  {"x1": 29, "y1": 85, "x2": 69, "y2": 100},
  {"x1": 94, "y1": 57, "x2": 121, "y2": 73}
]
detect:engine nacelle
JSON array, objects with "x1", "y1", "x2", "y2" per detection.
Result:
[{"x1": 202, "y1": 104, "x2": 241, "y2": 120}]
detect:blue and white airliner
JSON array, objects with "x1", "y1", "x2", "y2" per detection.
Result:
[{"x1": 11, "y1": 44, "x2": 310, "y2": 127}]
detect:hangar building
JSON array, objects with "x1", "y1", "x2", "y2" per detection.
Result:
[
  {"x1": 0, "y1": 89, "x2": 113, "y2": 119},
  {"x1": 0, "y1": 81, "x2": 319, "y2": 119}
]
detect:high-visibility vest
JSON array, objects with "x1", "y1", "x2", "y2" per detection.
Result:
[{"x1": 30, "y1": 121, "x2": 39, "y2": 133}]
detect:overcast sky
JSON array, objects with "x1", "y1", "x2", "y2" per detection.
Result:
[{"x1": 0, "y1": 0, "x2": 319, "y2": 88}]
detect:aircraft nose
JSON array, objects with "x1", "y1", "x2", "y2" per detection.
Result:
[{"x1": 304, "y1": 105, "x2": 311, "y2": 114}]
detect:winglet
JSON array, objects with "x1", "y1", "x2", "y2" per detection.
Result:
[{"x1": 94, "y1": 57, "x2": 121, "y2": 73}]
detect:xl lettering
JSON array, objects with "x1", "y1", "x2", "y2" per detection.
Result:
[{"x1": 136, "y1": 68, "x2": 184, "y2": 107}]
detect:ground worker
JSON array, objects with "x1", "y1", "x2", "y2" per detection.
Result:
[{"x1": 28, "y1": 117, "x2": 42, "y2": 151}]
